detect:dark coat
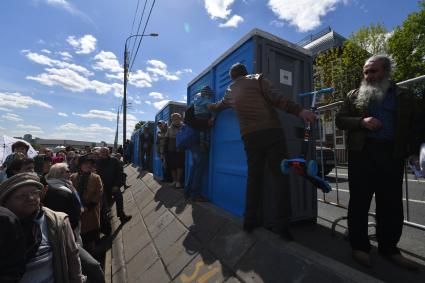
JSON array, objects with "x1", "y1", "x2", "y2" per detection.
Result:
[
  {"x1": 336, "y1": 83, "x2": 425, "y2": 158},
  {"x1": 0, "y1": 206, "x2": 26, "y2": 282},
  {"x1": 43, "y1": 179, "x2": 82, "y2": 230},
  {"x1": 95, "y1": 157, "x2": 123, "y2": 190}
]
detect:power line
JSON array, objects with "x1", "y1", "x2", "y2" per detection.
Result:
[
  {"x1": 129, "y1": 0, "x2": 141, "y2": 37},
  {"x1": 128, "y1": 0, "x2": 148, "y2": 64},
  {"x1": 129, "y1": 0, "x2": 156, "y2": 72}
]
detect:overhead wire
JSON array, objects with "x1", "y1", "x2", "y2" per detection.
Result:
[
  {"x1": 128, "y1": 0, "x2": 148, "y2": 64},
  {"x1": 129, "y1": 0, "x2": 141, "y2": 37},
  {"x1": 129, "y1": 0, "x2": 156, "y2": 72}
]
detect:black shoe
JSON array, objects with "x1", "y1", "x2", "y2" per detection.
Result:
[
  {"x1": 243, "y1": 222, "x2": 260, "y2": 233},
  {"x1": 120, "y1": 214, "x2": 132, "y2": 224}
]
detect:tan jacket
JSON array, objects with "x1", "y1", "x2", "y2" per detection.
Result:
[
  {"x1": 43, "y1": 207, "x2": 84, "y2": 283},
  {"x1": 70, "y1": 173, "x2": 103, "y2": 234},
  {"x1": 209, "y1": 74, "x2": 302, "y2": 137}
]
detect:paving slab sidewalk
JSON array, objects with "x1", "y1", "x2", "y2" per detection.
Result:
[{"x1": 108, "y1": 166, "x2": 386, "y2": 283}]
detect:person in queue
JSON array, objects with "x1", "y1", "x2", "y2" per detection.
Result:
[
  {"x1": 336, "y1": 55, "x2": 424, "y2": 270},
  {"x1": 208, "y1": 63, "x2": 315, "y2": 240},
  {"x1": 156, "y1": 120, "x2": 171, "y2": 182},
  {"x1": 44, "y1": 162, "x2": 106, "y2": 282},
  {"x1": 71, "y1": 155, "x2": 104, "y2": 255},
  {"x1": 165, "y1": 113, "x2": 185, "y2": 188},
  {"x1": 0, "y1": 173, "x2": 84, "y2": 283},
  {"x1": 96, "y1": 147, "x2": 132, "y2": 223}
]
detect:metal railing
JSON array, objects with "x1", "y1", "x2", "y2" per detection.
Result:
[{"x1": 315, "y1": 75, "x2": 425, "y2": 232}]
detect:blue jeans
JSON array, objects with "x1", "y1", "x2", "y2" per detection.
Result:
[{"x1": 185, "y1": 143, "x2": 208, "y2": 199}]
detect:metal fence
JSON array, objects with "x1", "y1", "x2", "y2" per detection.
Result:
[{"x1": 315, "y1": 75, "x2": 425, "y2": 232}]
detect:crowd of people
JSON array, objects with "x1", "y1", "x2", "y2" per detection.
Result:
[
  {"x1": 151, "y1": 56, "x2": 424, "y2": 271},
  {"x1": 0, "y1": 54, "x2": 423, "y2": 282},
  {"x1": 0, "y1": 143, "x2": 132, "y2": 282}
]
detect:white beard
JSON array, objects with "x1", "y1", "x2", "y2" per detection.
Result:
[{"x1": 355, "y1": 78, "x2": 391, "y2": 108}]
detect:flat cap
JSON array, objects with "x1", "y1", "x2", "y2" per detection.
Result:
[{"x1": 0, "y1": 173, "x2": 44, "y2": 204}]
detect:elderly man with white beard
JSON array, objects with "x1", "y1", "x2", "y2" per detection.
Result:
[{"x1": 336, "y1": 55, "x2": 424, "y2": 270}]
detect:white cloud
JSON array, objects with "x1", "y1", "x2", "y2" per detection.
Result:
[
  {"x1": 17, "y1": 124, "x2": 43, "y2": 131},
  {"x1": 270, "y1": 20, "x2": 285, "y2": 28},
  {"x1": 41, "y1": 49, "x2": 51, "y2": 54},
  {"x1": 128, "y1": 70, "x2": 152, "y2": 88},
  {"x1": 58, "y1": 112, "x2": 68, "y2": 117},
  {"x1": 58, "y1": 123, "x2": 115, "y2": 133},
  {"x1": 219, "y1": 14, "x2": 244, "y2": 28},
  {"x1": 204, "y1": 0, "x2": 235, "y2": 19},
  {"x1": 43, "y1": 0, "x2": 93, "y2": 24},
  {"x1": 153, "y1": 100, "x2": 170, "y2": 110},
  {"x1": 24, "y1": 51, "x2": 93, "y2": 76},
  {"x1": 27, "y1": 68, "x2": 111, "y2": 95},
  {"x1": 73, "y1": 109, "x2": 117, "y2": 121},
  {"x1": 148, "y1": 92, "x2": 164, "y2": 100},
  {"x1": 67, "y1": 34, "x2": 97, "y2": 54},
  {"x1": 146, "y1": 59, "x2": 186, "y2": 81},
  {"x1": 2, "y1": 113, "x2": 22, "y2": 122},
  {"x1": 268, "y1": 0, "x2": 345, "y2": 32},
  {"x1": 45, "y1": 0, "x2": 75, "y2": 13},
  {"x1": 0, "y1": 107, "x2": 12, "y2": 112},
  {"x1": 145, "y1": 101, "x2": 152, "y2": 105},
  {"x1": 73, "y1": 109, "x2": 139, "y2": 128},
  {"x1": 93, "y1": 51, "x2": 122, "y2": 73},
  {"x1": 58, "y1": 51, "x2": 73, "y2": 60},
  {"x1": 0, "y1": 92, "x2": 52, "y2": 109}
]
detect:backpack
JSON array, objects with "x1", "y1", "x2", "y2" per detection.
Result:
[{"x1": 176, "y1": 124, "x2": 200, "y2": 150}]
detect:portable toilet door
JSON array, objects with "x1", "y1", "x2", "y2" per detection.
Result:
[
  {"x1": 153, "y1": 113, "x2": 163, "y2": 180},
  {"x1": 187, "y1": 28, "x2": 316, "y2": 223}
]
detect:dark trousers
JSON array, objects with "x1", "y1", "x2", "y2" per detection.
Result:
[
  {"x1": 104, "y1": 188, "x2": 125, "y2": 218},
  {"x1": 347, "y1": 139, "x2": 404, "y2": 255},
  {"x1": 79, "y1": 246, "x2": 105, "y2": 283},
  {"x1": 242, "y1": 129, "x2": 291, "y2": 230}
]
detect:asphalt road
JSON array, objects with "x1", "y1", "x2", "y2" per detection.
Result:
[
  {"x1": 317, "y1": 166, "x2": 425, "y2": 268},
  {"x1": 321, "y1": 166, "x2": 425, "y2": 227}
]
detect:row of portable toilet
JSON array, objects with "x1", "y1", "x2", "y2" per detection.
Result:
[
  {"x1": 152, "y1": 102, "x2": 187, "y2": 180},
  {"x1": 131, "y1": 121, "x2": 155, "y2": 171},
  {"x1": 184, "y1": 28, "x2": 317, "y2": 224}
]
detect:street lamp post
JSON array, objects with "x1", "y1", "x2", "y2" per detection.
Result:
[{"x1": 123, "y1": 33, "x2": 158, "y2": 147}]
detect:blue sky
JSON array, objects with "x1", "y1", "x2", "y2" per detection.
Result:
[{"x1": 0, "y1": 0, "x2": 420, "y2": 143}]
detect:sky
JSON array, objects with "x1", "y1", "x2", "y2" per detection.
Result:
[{"x1": 0, "y1": 0, "x2": 420, "y2": 143}]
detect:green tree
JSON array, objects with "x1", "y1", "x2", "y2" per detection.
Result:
[
  {"x1": 349, "y1": 23, "x2": 388, "y2": 55},
  {"x1": 387, "y1": 1, "x2": 425, "y2": 83},
  {"x1": 313, "y1": 23, "x2": 385, "y2": 103},
  {"x1": 134, "y1": 121, "x2": 146, "y2": 131}
]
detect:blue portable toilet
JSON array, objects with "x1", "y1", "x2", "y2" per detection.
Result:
[
  {"x1": 131, "y1": 128, "x2": 141, "y2": 166},
  {"x1": 152, "y1": 102, "x2": 186, "y2": 180},
  {"x1": 186, "y1": 28, "x2": 316, "y2": 223}
]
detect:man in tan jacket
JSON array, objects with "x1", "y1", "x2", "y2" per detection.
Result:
[{"x1": 208, "y1": 63, "x2": 315, "y2": 240}]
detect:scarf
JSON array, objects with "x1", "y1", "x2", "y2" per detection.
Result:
[{"x1": 20, "y1": 208, "x2": 43, "y2": 261}]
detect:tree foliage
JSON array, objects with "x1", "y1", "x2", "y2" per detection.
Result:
[
  {"x1": 349, "y1": 23, "x2": 388, "y2": 55},
  {"x1": 134, "y1": 121, "x2": 146, "y2": 131},
  {"x1": 387, "y1": 0, "x2": 425, "y2": 83}
]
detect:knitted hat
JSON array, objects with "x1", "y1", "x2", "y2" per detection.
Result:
[
  {"x1": 0, "y1": 173, "x2": 44, "y2": 204},
  {"x1": 78, "y1": 154, "x2": 95, "y2": 166}
]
